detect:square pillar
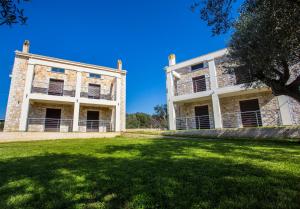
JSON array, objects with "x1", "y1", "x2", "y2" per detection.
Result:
[
  {"x1": 278, "y1": 95, "x2": 293, "y2": 125},
  {"x1": 73, "y1": 102, "x2": 80, "y2": 131},
  {"x1": 166, "y1": 71, "x2": 176, "y2": 130},
  {"x1": 19, "y1": 64, "x2": 35, "y2": 131},
  {"x1": 208, "y1": 59, "x2": 218, "y2": 90},
  {"x1": 212, "y1": 94, "x2": 223, "y2": 129}
]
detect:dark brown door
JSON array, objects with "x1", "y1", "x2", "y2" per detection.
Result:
[
  {"x1": 48, "y1": 79, "x2": 64, "y2": 96},
  {"x1": 195, "y1": 105, "x2": 210, "y2": 129},
  {"x1": 193, "y1": 75, "x2": 206, "y2": 93},
  {"x1": 87, "y1": 111, "x2": 99, "y2": 132},
  {"x1": 239, "y1": 99, "x2": 262, "y2": 127},
  {"x1": 88, "y1": 84, "x2": 101, "y2": 99},
  {"x1": 45, "y1": 108, "x2": 61, "y2": 131}
]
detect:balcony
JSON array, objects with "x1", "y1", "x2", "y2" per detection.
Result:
[
  {"x1": 80, "y1": 86, "x2": 116, "y2": 101},
  {"x1": 31, "y1": 81, "x2": 76, "y2": 97},
  {"x1": 176, "y1": 115, "x2": 214, "y2": 130},
  {"x1": 175, "y1": 75, "x2": 211, "y2": 96},
  {"x1": 222, "y1": 109, "x2": 282, "y2": 128},
  {"x1": 27, "y1": 118, "x2": 73, "y2": 132},
  {"x1": 79, "y1": 120, "x2": 114, "y2": 132}
]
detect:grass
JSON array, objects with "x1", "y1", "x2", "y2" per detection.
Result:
[{"x1": 0, "y1": 136, "x2": 299, "y2": 209}]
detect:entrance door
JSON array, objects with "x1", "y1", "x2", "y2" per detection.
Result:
[
  {"x1": 239, "y1": 99, "x2": 262, "y2": 127},
  {"x1": 87, "y1": 111, "x2": 99, "y2": 132},
  {"x1": 195, "y1": 105, "x2": 210, "y2": 129},
  {"x1": 45, "y1": 108, "x2": 61, "y2": 132},
  {"x1": 193, "y1": 75, "x2": 206, "y2": 93}
]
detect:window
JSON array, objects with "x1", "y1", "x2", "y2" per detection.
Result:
[
  {"x1": 48, "y1": 79, "x2": 64, "y2": 96},
  {"x1": 89, "y1": 73, "x2": 101, "y2": 79},
  {"x1": 51, "y1": 67, "x2": 65, "y2": 74},
  {"x1": 88, "y1": 84, "x2": 101, "y2": 99},
  {"x1": 191, "y1": 63, "x2": 206, "y2": 71}
]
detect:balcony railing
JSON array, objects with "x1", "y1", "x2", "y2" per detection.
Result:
[
  {"x1": 79, "y1": 120, "x2": 114, "y2": 132},
  {"x1": 176, "y1": 115, "x2": 214, "y2": 130},
  {"x1": 175, "y1": 76, "x2": 211, "y2": 96},
  {"x1": 27, "y1": 118, "x2": 73, "y2": 132},
  {"x1": 217, "y1": 73, "x2": 252, "y2": 88},
  {"x1": 31, "y1": 82, "x2": 76, "y2": 97},
  {"x1": 80, "y1": 87, "x2": 116, "y2": 101},
  {"x1": 222, "y1": 109, "x2": 282, "y2": 128}
]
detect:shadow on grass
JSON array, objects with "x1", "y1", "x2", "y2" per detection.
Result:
[{"x1": 0, "y1": 138, "x2": 299, "y2": 209}]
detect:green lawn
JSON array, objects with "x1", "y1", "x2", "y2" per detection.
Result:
[{"x1": 0, "y1": 137, "x2": 299, "y2": 209}]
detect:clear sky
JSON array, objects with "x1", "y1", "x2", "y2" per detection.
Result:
[{"x1": 0, "y1": 0, "x2": 230, "y2": 118}]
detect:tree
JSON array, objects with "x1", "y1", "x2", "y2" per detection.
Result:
[
  {"x1": 0, "y1": 0, "x2": 30, "y2": 26},
  {"x1": 192, "y1": 0, "x2": 300, "y2": 102},
  {"x1": 152, "y1": 104, "x2": 168, "y2": 129}
]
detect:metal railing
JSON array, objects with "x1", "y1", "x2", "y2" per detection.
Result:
[
  {"x1": 31, "y1": 81, "x2": 76, "y2": 97},
  {"x1": 175, "y1": 76, "x2": 211, "y2": 96},
  {"x1": 176, "y1": 115, "x2": 214, "y2": 130},
  {"x1": 222, "y1": 110, "x2": 282, "y2": 128},
  {"x1": 27, "y1": 118, "x2": 73, "y2": 132},
  {"x1": 80, "y1": 87, "x2": 116, "y2": 101},
  {"x1": 79, "y1": 120, "x2": 114, "y2": 132},
  {"x1": 217, "y1": 73, "x2": 252, "y2": 88}
]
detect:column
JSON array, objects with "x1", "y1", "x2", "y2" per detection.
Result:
[
  {"x1": 73, "y1": 71, "x2": 82, "y2": 132},
  {"x1": 278, "y1": 95, "x2": 293, "y2": 125},
  {"x1": 19, "y1": 64, "x2": 35, "y2": 131},
  {"x1": 115, "y1": 77, "x2": 121, "y2": 132},
  {"x1": 208, "y1": 59, "x2": 223, "y2": 129},
  {"x1": 166, "y1": 71, "x2": 176, "y2": 130}
]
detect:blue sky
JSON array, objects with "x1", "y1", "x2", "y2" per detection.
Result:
[{"x1": 0, "y1": 0, "x2": 231, "y2": 118}]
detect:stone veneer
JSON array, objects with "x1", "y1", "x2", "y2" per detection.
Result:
[
  {"x1": 220, "y1": 92, "x2": 281, "y2": 128},
  {"x1": 4, "y1": 55, "x2": 28, "y2": 131},
  {"x1": 174, "y1": 66, "x2": 210, "y2": 96}
]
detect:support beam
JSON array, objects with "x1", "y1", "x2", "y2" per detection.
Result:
[
  {"x1": 166, "y1": 71, "x2": 176, "y2": 130},
  {"x1": 19, "y1": 64, "x2": 35, "y2": 131},
  {"x1": 208, "y1": 59, "x2": 218, "y2": 90},
  {"x1": 73, "y1": 71, "x2": 82, "y2": 132},
  {"x1": 278, "y1": 95, "x2": 293, "y2": 125},
  {"x1": 212, "y1": 94, "x2": 223, "y2": 129}
]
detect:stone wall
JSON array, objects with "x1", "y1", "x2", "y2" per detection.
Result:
[
  {"x1": 4, "y1": 55, "x2": 28, "y2": 131},
  {"x1": 288, "y1": 97, "x2": 300, "y2": 125},
  {"x1": 27, "y1": 103, "x2": 74, "y2": 132},
  {"x1": 174, "y1": 66, "x2": 210, "y2": 95},
  {"x1": 220, "y1": 92, "x2": 281, "y2": 128}
]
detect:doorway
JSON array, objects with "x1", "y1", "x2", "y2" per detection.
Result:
[
  {"x1": 239, "y1": 99, "x2": 262, "y2": 127},
  {"x1": 194, "y1": 105, "x2": 210, "y2": 129},
  {"x1": 87, "y1": 111, "x2": 99, "y2": 132},
  {"x1": 45, "y1": 108, "x2": 61, "y2": 132},
  {"x1": 192, "y1": 75, "x2": 206, "y2": 93}
]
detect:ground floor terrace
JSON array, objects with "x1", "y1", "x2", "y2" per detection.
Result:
[
  {"x1": 26, "y1": 101, "x2": 116, "y2": 132},
  {"x1": 173, "y1": 91, "x2": 300, "y2": 130}
]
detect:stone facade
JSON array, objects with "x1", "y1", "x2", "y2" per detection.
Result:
[{"x1": 4, "y1": 55, "x2": 28, "y2": 131}]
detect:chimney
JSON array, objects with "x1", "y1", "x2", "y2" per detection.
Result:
[
  {"x1": 22, "y1": 40, "x2": 30, "y2": 53},
  {"x1": 168, "y1": 54, "x2": 176, "y2": 66},
  {"x1": 117, "y1": 59, "x2": 122, "y2": 70}
]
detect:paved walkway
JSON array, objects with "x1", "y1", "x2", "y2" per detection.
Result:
[{"x1": 0, "y1": 132, "x2": 121, "y2": 143}]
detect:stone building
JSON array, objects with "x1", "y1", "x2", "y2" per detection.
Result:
[
  {"x1": 4, "y1": 41, "x2": 126, "y2": 132},
  {"x1": 166, "y1": 49, "x2": 300, "y2": 130}
]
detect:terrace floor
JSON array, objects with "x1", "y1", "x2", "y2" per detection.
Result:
[{"x1": 0, "y1": 136, "x2": 299, "y2": 209}]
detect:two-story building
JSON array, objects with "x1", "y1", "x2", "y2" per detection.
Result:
[
  {"x1": 166, "y1": 49, "x2": 300, "y2": 130},
  {"x1": 4, "y1": 41, "x2": 126, "y2": 132}
]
